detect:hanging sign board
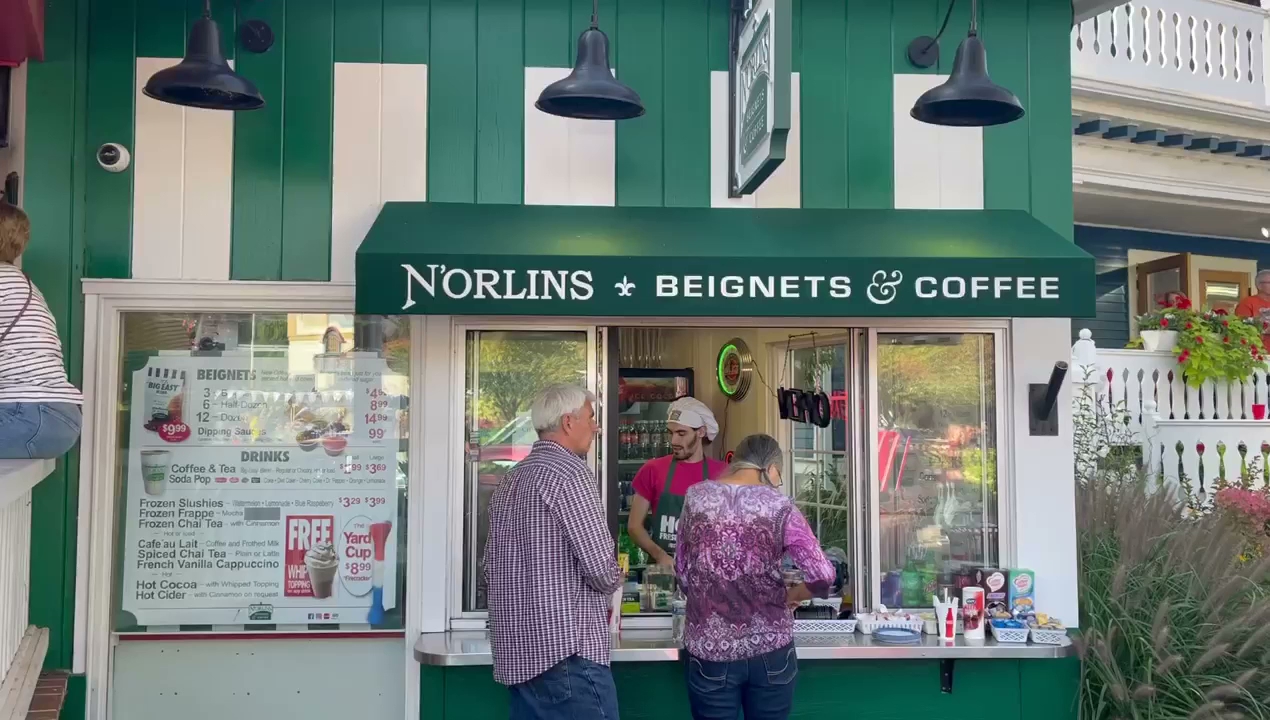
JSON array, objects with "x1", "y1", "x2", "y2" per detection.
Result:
[{"x1": 731, "y1": 0, "x2": 791, "y2": 195}]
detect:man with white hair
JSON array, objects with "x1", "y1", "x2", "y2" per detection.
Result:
[
  {"x1": 485, "y1": 383, "x2": 623, "y2": 719},
  {"x1": 1236, "y1": 268, "x2": 1270, "y2": 350},
  {"x1": 627, "y1": 396, "x2": 726, "y2": 567}
]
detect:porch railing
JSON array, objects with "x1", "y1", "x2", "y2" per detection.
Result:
[
  {"x1": 1073, "y1": 329, "x2": 1270, "y2": 503},
  {"x1": 0, "y1": 459, "x2": 55, "y2": 699},
  {"x1": 1071, "y1": 0, "x2": 1270, "y2": 107}
]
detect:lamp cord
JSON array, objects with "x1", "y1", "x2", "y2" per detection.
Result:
[
  {"x1": 204, "y1": 0, "x2": 212, "y2": 18},
  {"x1": 922, "y1": 0, "x2": 958, "y2": 53},
  {"x1": 591, "y1": 0, "x2": 598, "y2": 28}
]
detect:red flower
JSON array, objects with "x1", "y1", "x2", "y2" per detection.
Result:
[
  {"x1": 1196, "y1": 336, "x2": 1205, "y2": 344},
  {"x1": 1224, "y1": 336, "x2": 1231, "y2": 344},
  {"x1": 1242, "y1": 338, "x2": 1248, "y2": 345},
  {"x1": 1215, "y1": 307, "x2": 1229, "y2": 315},
  {"x1": 1161, "y1": 318, "x2": 1169, "y2": 328},
  {"x1": 1223, "y1": 320, "x2": 1230, "y2": 327},
  {"x1": 1177, "y1": 297, "x2": 1193, "y2": 309},
  {"x1": 1186, "y1": 322, "x2": 1194, "y2": 330}
]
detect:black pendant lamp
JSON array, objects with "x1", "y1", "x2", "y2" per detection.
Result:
[
  {"x1": 143, "y1": 0, "x2": 265, "y2": 111},
  {"x1": 910, "y1": 0, "x2": 1023, "y2": 127},
  {"x1": 535, "y1": 0, "x2": 644, "y2": 120}
]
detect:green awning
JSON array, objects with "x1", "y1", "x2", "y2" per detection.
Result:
[{"x1": 355, "y1": 202, "x2": 1095, "y2": 318}]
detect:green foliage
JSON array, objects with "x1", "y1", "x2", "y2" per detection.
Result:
[{"x1": 1174, "y1": 310, "x2": 1267, "y2": 389}]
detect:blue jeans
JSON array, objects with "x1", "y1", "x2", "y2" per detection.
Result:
[
  {"x1": 684, "y1": 643, "x2": 798, "y2": 720},
  {"x1": 0, "y1": 403, "x2": 82, "y2": 459},
  {"x1": 508, "y1": 655, "x2": 620, "y2": 720}
]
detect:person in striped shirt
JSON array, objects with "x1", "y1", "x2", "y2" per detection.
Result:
[{"x1": 0, "y1": 203, "x2": 83, "y2": 459}]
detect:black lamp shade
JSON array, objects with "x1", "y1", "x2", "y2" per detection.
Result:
[
  {"x1": 910, "y1": 33, "x2": 1023, "y2": 127},
  {"x1": 536, "y1": 27, "x2": 644, "y2": 120},
  {"x1": 143, "y1": 15, "x2": 264, "y2": 111}
]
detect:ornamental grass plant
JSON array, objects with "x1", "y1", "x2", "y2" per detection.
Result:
[{"x1": 1075, "y1": 378, "x2": 1270, "y2": 719}]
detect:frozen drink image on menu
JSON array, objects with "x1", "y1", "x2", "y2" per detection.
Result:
[
  {"x1": 139, "y1": 450, "x2": 170, "y2": 496},
  {"x1": 627, "y1": 397, "x2": 727, "y2": 567},
  {"x1": 305, "y1": 542, "x2": 339, "y2": 599},
  {"x1": 367, "y1": 521, "x2": 393, "y2": 624}
]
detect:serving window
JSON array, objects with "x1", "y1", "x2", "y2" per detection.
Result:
[
  {"x1": 453, "y1": 322, "x2": 1005, "y2": 623},
  {"x1": 109, "y1": 311, "x2": 411, "y2": 633}
]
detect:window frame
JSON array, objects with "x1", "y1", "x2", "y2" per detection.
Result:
[
  {"x1": 442, "y1": 316, "x2": 1012, "y2": 627},
  {"x1": 76, "y1": 280, "x2": 429, "y2": 720}
]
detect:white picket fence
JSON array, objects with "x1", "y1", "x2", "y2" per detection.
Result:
[{"x1": 1072, "y1": 329, "x2": 1270, "y2": 500}]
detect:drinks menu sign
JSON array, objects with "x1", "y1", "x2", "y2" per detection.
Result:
[{"x1": 120, "y1": 352, "x2": 404, "y2": 627}]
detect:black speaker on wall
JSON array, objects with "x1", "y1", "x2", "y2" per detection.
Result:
[{"x1": 0, "y1": 66, "x2": 10, "y2": 149}]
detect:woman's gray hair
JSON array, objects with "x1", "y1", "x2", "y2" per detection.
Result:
[
  {"x1": 729, "y1": 433, "x2": 784, "y2": 486},
  {"x1": 531, "y1": 383, "x2": 596, "y2": 434}
]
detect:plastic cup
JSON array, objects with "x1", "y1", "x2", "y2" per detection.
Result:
[{"x1": 1254, "y1": 404, "x2": 1267, "y2": 420}]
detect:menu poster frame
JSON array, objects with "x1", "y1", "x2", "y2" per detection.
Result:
[{"x1": 118, "y1": 349, "x2": 406, "y2": 628}]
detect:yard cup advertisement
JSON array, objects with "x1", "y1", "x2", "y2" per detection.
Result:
[{"x1": 120, "y1": 352, "x2": 404, "y2": 627}]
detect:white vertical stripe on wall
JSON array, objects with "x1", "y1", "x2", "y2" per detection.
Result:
[
  {"x1": 332, "y1": 63, "x2": 384, "y2": 284},
  {"x1": 892, "y1": 74, "x2": 984, "y2": 210},
  {"x1": 330, "y1": 63, "x2": 429, "y2": 282},
  {"x1": 709, "y1": 71, "x2": 801, "y2": 209},
  {"x1": 523, "y1": 67, "x2": 616, "y2": 206},
  {"x1": 380, "y1": 64, "x2": 429, "y2": 202},
  {"x1": 132, "y1": 57, "x2": 235, "y2": 280}
]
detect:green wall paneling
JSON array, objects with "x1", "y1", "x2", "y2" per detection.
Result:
[
  {"x1": 799, "y1": 0, "x2": 848, "y2": 209},
  {"x1": 706, "y1": 0, "x2": 729, "y2": 72},
  {"x1": 334, "y1": 0, "x2": 385, "y2": 63},
  {"x1": 845, "y1": 0, "x2": 894, "y2": 209},
  {"x1": 1027, "y1": 0, "x2": 1074, "y2": 241},
  {"x1": 419, "y1": 658, "x2": 1079, "y2": 719},
  {"x1": 383, "y1": 0, "x2": 431, "y2": 65},
  {"x1": 83, "y1": 0, "x2": 136, "y2": 279},
  {"x1": 661, "y1": 0, "x2": 710, "y2": 208},
  {"x1": 615, "y1": 0, "x2": 664, "y2": 207},
  {"x1": 23, "y1": 0, "x2": 90, "y2": 671},
  {"x1": 428, "y1": 0, "x2": 477, "y2": 203},
  {"x1": 525, "y1": 0, "x2": 571, "y2": 68},
  {"x1": 231, "y1": 0, "x2": 286, "y2": 279},
  {"x1": 980, "y1": 0, "x2": 1031, "y2": 212},
  {"x1": 476, "y1": 0, "x2": 525, "y2": 205},
  {"x1": 280, "y1": 0, "x2": 335, "y2": 281},
  {"x1": 136, "y1": 0, "x2": 184, "y2": 57}
]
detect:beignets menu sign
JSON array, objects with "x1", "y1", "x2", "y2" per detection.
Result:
[{"x1": 120, "y1": 352, "x2": 404, "y2": 627}]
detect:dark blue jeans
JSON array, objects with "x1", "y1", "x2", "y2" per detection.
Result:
[
  {"x1": 684, "y1": 643, "x2": 798, "y2": 720},
  {"x1": 0, "y1": 402, "x2": 82, "y2": 459},
  {"x1": 508, "y1": 655, "x2": 620, "y2": 720}
]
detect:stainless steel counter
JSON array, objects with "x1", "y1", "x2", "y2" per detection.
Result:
[{"x1": 414, "y1": 630, "x2": 1074, "y2": 666}]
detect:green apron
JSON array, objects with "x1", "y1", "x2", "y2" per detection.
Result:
[{"x1": 645, "y1": 458, "x2": 709, "y2": 556}]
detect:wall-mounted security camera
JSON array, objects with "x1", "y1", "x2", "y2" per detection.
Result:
[{"x1": 97, "y1": 143, "x2": 131, "y2": 173}]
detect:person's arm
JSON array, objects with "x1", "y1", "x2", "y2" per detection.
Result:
[
  {"x1": 627, "y1": 463, "x2": 672, "y2": 566},
  {"x1": 782, "y1": 504, "x2": 835, "y2": 599},
  {"x1": 674, "y1": 492, "x2": 693, "y2": 593},
  {"x1": 1235, "y1": 297, "x2": 1254, "y2": 319},
  {"x1": 549, "y1": 467, "x2": 623, "y2": 595}
]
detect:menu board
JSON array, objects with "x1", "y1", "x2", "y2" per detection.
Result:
[{"x1": 120, "y1": 351, "x2": 405, "y2": 627}]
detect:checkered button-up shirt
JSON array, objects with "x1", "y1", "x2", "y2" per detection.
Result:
[{"x1": 485, "y1": 440, "x2": 623, "y2": 686}]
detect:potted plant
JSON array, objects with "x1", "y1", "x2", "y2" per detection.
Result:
[
  {"x1": 1174, "y1": 307, "x2": 1268, "y2": 387},
  {"x1": 1135, "y1": 294, "x2": 1189, "y2": 352}
]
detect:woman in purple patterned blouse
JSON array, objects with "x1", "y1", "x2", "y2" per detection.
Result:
[{"x1": 674, "y1": 434, "x2": 834, "y2": 720}]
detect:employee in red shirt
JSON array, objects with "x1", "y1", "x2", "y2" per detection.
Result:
[{"x1": 627, "y1": 397, "x2": 728, "y2": 567}]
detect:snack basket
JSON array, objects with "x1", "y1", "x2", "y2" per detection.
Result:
[
  {"x1": 989, "y1": 622, "x2": 1029, "y2": 644},
  {"x1": 1029, "y1": 627, "x2": 1068, "y2": 645},
  {"x1": 857, "y1": 613, "x2": 924, "y2": 635},
  {"x1": 793, "y1": 618, "x2": 857, "y2": 634}
]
